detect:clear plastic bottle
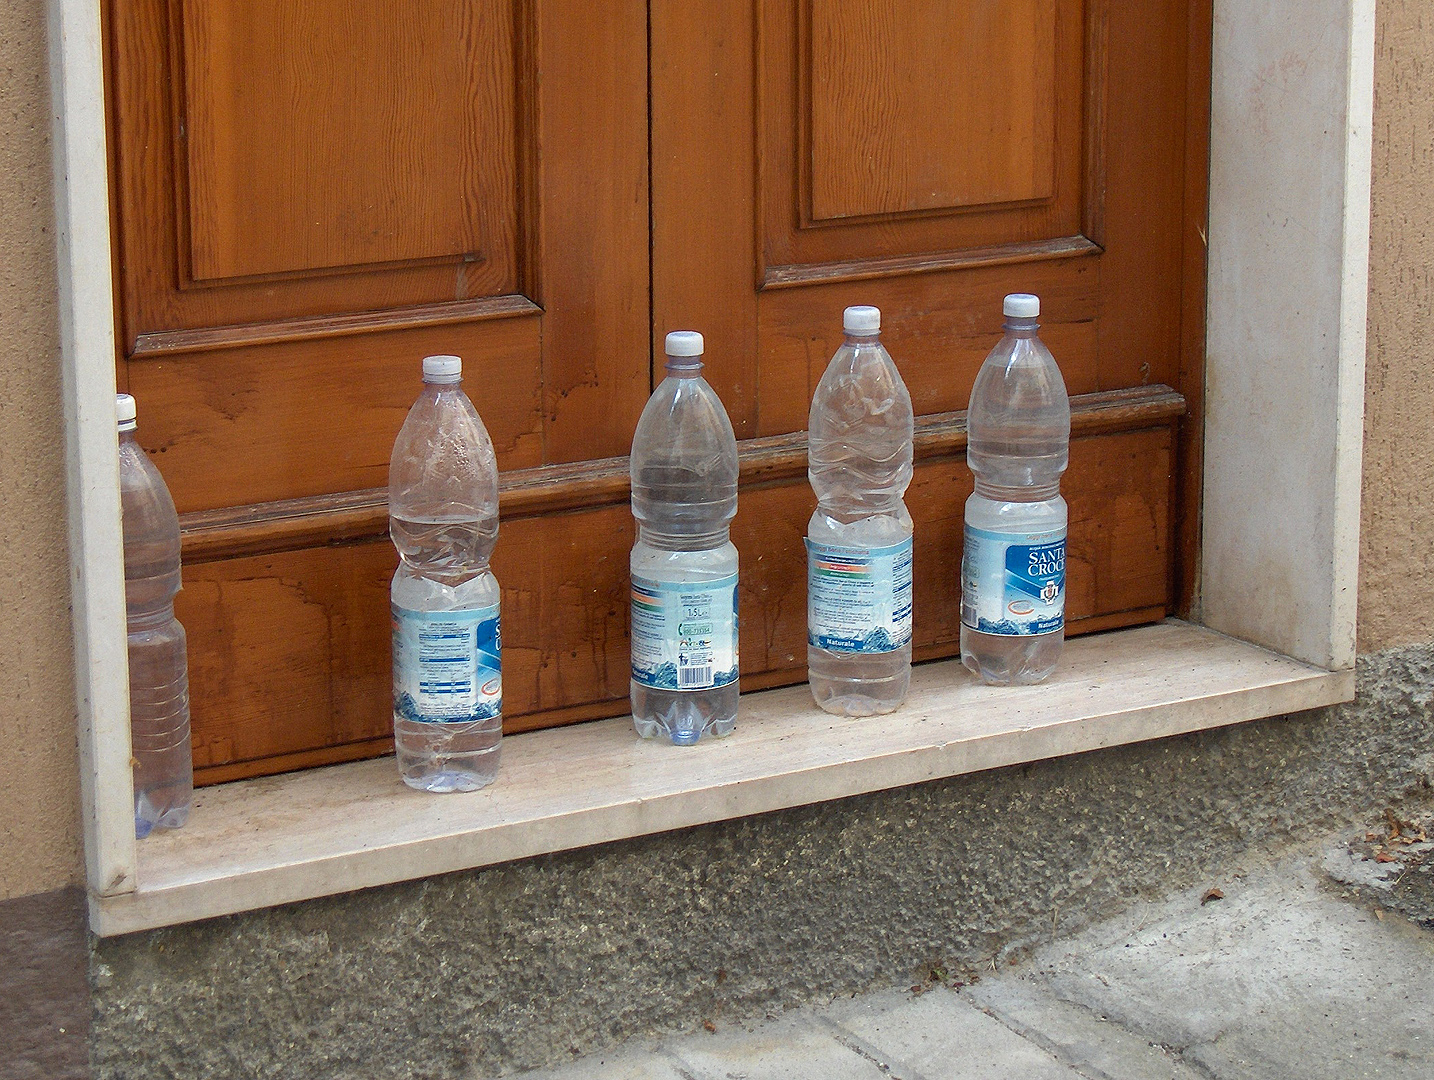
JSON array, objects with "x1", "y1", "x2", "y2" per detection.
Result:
[
  {"x1": 389, "y1": 355, "x2": 503, "y2": 792},
  {"x1": 117, "y1": 393, "x2": 192, "y2": 838},
  {"x1": 806, "y1": 305, "x2": 914, "y2": 716},
  {"x1": 629, "y1": 331, "x2": 740, "y2": 744},
  {"x1": 961, "y1": 293, "x2": 1071, "y2": 684}
]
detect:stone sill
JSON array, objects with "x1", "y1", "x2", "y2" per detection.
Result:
[{"x1": 89, "y1": 621, "x2": 1353, "y2": 937}]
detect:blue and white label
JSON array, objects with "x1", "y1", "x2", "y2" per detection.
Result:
[
  {"x1": 806, "y1": 537, "x2": 913, "y2": 653},
  {"x1": 961, "y1": 525, "x2": 1065, "y2": 637},
  {"x1": 631, "y1": 574, "x2": 739, "y2": 691},
  {"x1": 392, "y1": 604, "x2": 502, "y2": 723}
]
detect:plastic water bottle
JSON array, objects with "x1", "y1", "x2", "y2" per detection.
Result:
[
  {"x1": 389, "y1": 355, "x2": 503, "y2": 792},
  {"x1": 629, "y1": 331, "x2": 740, "y2": 744},
  {"x1": 117, "y1": 394, "x2": 192, "y2": 838},
  {"x1": 807, "y1": 306, "x2": 914, "y2": 715},
  {"x1": 961, "y1": 293, "x2": 1071, "y2": 684}
]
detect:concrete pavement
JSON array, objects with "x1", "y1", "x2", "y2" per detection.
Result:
[{"x1": 508, "y1": 835, "x2": 1434, "y2": 1080}]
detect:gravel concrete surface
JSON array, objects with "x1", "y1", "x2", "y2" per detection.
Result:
[{"x1": 512, "y1": 840, "x2": 1434, "y2": 1080}]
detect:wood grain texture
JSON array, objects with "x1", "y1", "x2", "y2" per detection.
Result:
[
  {"x1": 130, "y1": 314, "x2": 546, "y2": 512},
  {"x1": 106, "y1": 0, "x2": 534, "y2": 336},
  {"x1": 535, "y1": 0, "x2": 651, "y2": 462},
  {"x1": 762, "y1": 235, "x2": 1099, "y2": 290},
  {"x1": 651, "y1": 0, "x2": 760, "y2": 436},
  {"x1": 177, "y1": 386, "x2": 1185, "y2": 563},
  {"x1": 181, "y1": 422, "x2": 1177, "y2": 783},
  {"x1": 809, "y1": 0, "x2": 1057, "y2": 220},
  {"x1": 761, "y1": 0, "x2": 1087, "y2": 274},
  {"x1": 1094, "y1": 0, "x2": 1190, "y2": 393},
  {"x1": 756, "y1": 256, "x2": 1101, "y2": 434},
  {"x1": 131, "y1": 296, "x2": 541, "y2": 357},
  {"x1": 181, "y1": 0, "x2": 517, "y2": 284}
]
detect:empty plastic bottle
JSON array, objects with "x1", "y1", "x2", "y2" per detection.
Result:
[
  {"x1": 117, "y1": 393, "x2": 192, "y2": 838},
  {"x1": 389, "y1": 355, "x2": 503, "y2": 792},
  {"x1": 629, "y1": 331, "x2": 740, "y2": 744},
  {"x1": 806, "y1": 305, "x2": 914, "y2": 715},
  {"x1": 961, "y1": 293, "x2": 1071, "y2": 684}
]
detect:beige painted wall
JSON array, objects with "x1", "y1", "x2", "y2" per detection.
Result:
[
  {"x1": 1359, "y1": 1, "x2": 1434, "y2": 654},
  {"x1": 0, "y1": 0, "x2": 81, "y2": 899},
  {"x1": 0, "y1": 2, "x2": 1427, "y2": 898}
]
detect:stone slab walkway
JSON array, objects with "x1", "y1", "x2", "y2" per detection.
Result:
[{"x1": 509, "y1": 844, "x2": 1434, "y2": 1080}]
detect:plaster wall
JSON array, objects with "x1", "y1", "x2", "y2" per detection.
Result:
[
  {"x1": 0, "y1": 0, "x2": 80, "y2": 900},
  {"x1": 1359, "y1": 1, "x2": 1434, "y2": 652}
]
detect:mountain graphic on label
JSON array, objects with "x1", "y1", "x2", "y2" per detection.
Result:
[{"x1": 1040, "y1": 580, "x2": 1059, "y2": 604}]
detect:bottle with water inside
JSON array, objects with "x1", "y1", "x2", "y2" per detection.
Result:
[
  {"x1": 629, "y1": 331, "x2": 740, "y2": 744},
  {"x1": 117, "y1": 393, "x2": 192, "y2": 838},
  {"x1": 390, "y1": 355, "x2": 503, "y2": 792},
  {"x1": 961, "y1": 293, "x2": 1070, "y2": 684},
  {"x1": 807, "y1": 305, "x2": 914, "y2": 715}
]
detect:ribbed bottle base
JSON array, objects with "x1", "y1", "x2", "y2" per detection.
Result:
[{"x1": 631, "y1": 682, "x2": 738, "y2": 745}]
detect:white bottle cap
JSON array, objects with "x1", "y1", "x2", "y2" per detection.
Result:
[
  {"x1": 843, "y1": 305, "x2": 881, "y2": 334},
  {"x1": 116, "y1": 393, "x2": 137, "y2": 432},
  {"x1": 665, "y1": 331, "x2": 704, "y2": 357},
  {"x1": 422, "y1": 354, "x2": 462, "y2": 381},
  {"x1": 1003, "y1": 293, "x2": 1040, "y2": 318}
]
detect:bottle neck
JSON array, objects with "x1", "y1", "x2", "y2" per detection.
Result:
[
  {"x1": 843, "y1": 332, "x2": 880, "y2": 347},
  {"x1": 1002, "y1": 317, "x2": 1040, "y2": 339},
  {"x1": 663, "y1": 358, "x2": 703, "y2": 379}
]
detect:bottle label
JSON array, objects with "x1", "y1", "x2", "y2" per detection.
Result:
[
  {"x1": 630, "y1": 573, "x2": 739, "y2": 691},
  {"x1": 961, "y1": 525, "x2": 1066, "y2": 637},
  {"x1": 806, "y1": 537, "x2": 914, "y2": 653},
  {"x1": 392, "y1": 604, "x2": 502, "y2": 723}
]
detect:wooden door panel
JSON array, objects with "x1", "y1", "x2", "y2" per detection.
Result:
[
  {"x1": 179, "y1": 391, "x2": 1181, "y2": 783},
  {"x1": 111, "y1": 0, "x2": 648, "y2": 507},
  {"x1": 755, "y1": 257, "x2": 1102, "y2": 436},
  {"x1": 129, "y1": 312, "x2": 545, "y2": 512},
  {"x1": 182, "y1": 0, "x2": 519, "y2": 285},
  {"x1": 810, "y1": 0, "x2": 1059, "y2": 221},
  {"x1": 109, "y1": 0, "x2": 1206, "y2": 780},
  {"x1": 109, "y1": 0, "x2": 537, "y2": 336},
  {"x1": 760, "y1": 0, "x2": 1088, "y2": 280}
]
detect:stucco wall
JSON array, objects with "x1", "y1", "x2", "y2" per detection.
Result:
[
  {"x1": 1359, "y1": 1, "x2": 1434, "y2": 653},
  {"x1": 0, "y1": 0, "x2": 81, "y2": 899}
]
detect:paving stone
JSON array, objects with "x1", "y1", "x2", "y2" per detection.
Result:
[
  {"x1": 668, "y1": 1015, "x2": 887, "y2": 1080},
  {"x1": 667, "y1": 1015, "x2": 889, "y2": 1080},
  {"x1": 962, "y1": 977, "x2": 1203, "y2": 1080},
  {"x1": 821, "y1": 986, "x2": 1083, "y2": 1079},
  {"x1": 507, "y1": 1045, "x2": 694, "y2": 1080},
  {"x1": 1025, "y1": 860, "x2": 1434, "y2": 1080}
]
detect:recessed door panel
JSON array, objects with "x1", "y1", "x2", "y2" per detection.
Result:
[
  {"x1": 181, "y1": 0, "x2": 519, "y2": 286},
  {"x1": 810, "y1": 0, "x2": 1059, "y2": 221}
]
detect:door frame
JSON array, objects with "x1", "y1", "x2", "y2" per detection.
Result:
[{"x1": 51, "y1": 0, "x2": 1372, "y2": 909}]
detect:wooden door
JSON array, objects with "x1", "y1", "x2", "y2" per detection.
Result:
[
  {"x1": 106, "y1": 0, "x2": 1208, "y2": 783},
  {"x1": 106, "y1": 0, "x2": 651, "y2": 781},
  {"x1": 652, "y1": 0, "x2": 1208, "y2": 684}
]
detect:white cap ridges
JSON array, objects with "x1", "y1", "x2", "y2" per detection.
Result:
[
  {"x1": 116, "y1": 393, "x2": 137, "y2": 431},
  {"x1": 1003, "y1": 293, "x2": 1040, "y2": 318},
  {"x1": 843, "y1": 305, "x2": 881, "y2": 334},
  {"x1": 422, "y1": 354, "x2": 462, "y2": 381},
  {"x1": 665, "y1": 331, "x2": 704, "y2": 358}
]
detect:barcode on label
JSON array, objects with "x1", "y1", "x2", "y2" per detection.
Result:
[{"x1": 678, "y1": 665, "x2": 712, "y2": 689}]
